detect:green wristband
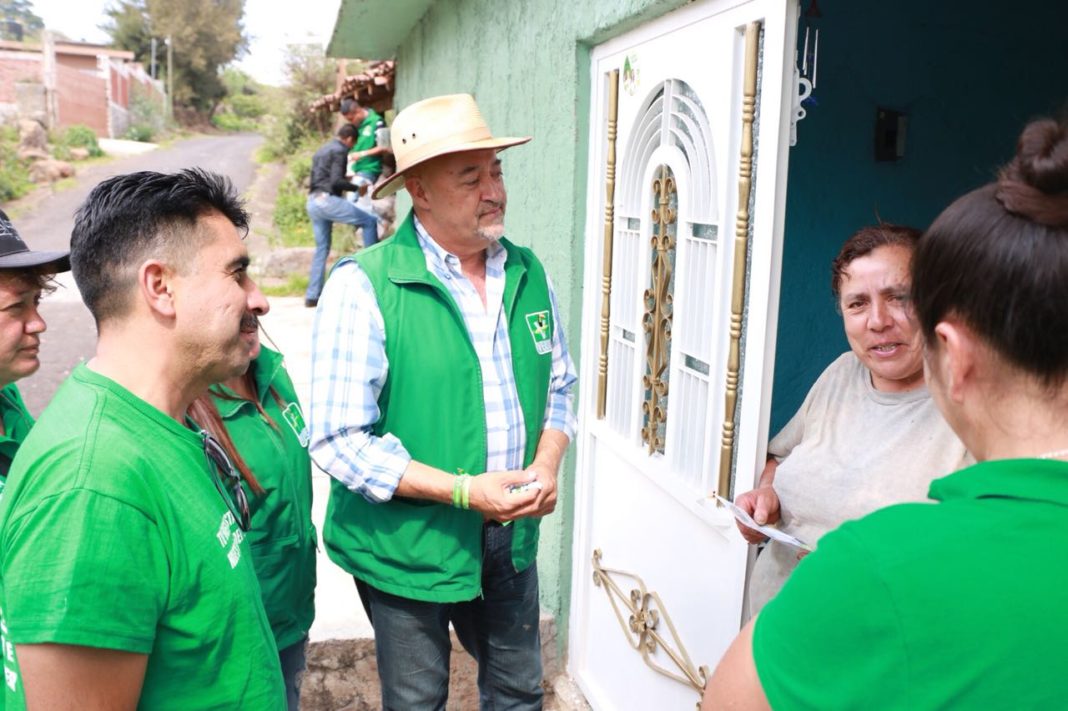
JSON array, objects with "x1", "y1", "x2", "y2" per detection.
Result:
[
  {"x1": 461, "y1": 475, "x2": 472, "y2": 510},
  {"x1": 452, "y1": 475, "x2": 464, "y2": 508}
]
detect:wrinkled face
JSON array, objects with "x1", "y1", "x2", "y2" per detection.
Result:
[
  {"x1": 838, "y1": 244, "x2": 924, "y2": 392},
  {"x1": 410, "y1": 149, "x2": 508, "y2": 246},
  {"x1": 174, "y1": 212, "x2": 268, "y2": 384},
  {"x1": 0, "y1": 273, "x2": 47, "y2": 387}
]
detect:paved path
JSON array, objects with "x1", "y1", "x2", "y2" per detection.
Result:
[
  {"x1": 5, "y1": 133, "x2": 371, "y2": 642},
  {"x1": 16, "y1": 133, "x2": 265, "y2": 414}
]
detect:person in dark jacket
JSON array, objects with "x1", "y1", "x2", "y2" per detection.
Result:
[{"x1": 305, "y1": 123, "x2": 379, "y2": 307}]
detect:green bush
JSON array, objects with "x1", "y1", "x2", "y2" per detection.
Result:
[
  {"x1": 125, "y1": 88, "x2": 166, "y2": 143},
  {"x1": 0, "y1": 126, "x2": 32, "y2": 202},
  {"x1": 271, "y1": 141, "x2": 318, "y2": 247},
  {"x1": 229, "y1": 93, "x2": 267, "y2": 119},
  {"x1": 212, "y1": 112, "x2": 257, "y2": 132},
  {"x1": 60, "y1": 125, "x2": 103, "y2": 157}
]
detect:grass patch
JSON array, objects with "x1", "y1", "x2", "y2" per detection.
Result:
[
  {"x1": 0, "y1": 125, "x2": 33, "y2": 202},
  {"x1": 270, "y1": 139, "x2": 319, "y2": 248},
  {"x1": 51, "y1": 177, "x2": 77, "y2": 192},
  {"x1": 260, "y1": 273, "x2": 309, "y2": 297}
]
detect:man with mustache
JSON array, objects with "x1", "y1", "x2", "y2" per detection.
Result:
[
  {"x1": 0, "y1": 169, "x2": 284, "y2": 708},
  {"x1": 310, "y1": 94, "x2": 577, "y2": 709},
  {"x1": 0, "y1": 208, "x2": 70, "y2": 488}
]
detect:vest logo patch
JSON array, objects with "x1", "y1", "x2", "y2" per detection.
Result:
[
  {"x1": 525, "y1": 311, "x2": 552, "y2": 355},
  {"x1": 282, "y1": 402, "x2": 311, "y2": 447}
]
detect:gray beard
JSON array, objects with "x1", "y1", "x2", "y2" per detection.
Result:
[{"x1": 477, "y1": 223, "x2": 506, "y2": 242}]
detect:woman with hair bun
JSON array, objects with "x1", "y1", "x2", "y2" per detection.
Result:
[{"x1": 703, "y1": 117, "x2": 1068, "y2": 710}]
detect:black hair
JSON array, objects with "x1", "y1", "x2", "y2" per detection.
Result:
[
  {"x1": 71, "y1": 168, "x2": 248, "y2": 324},
  {"x1": 830, "y1": 223, "x2": 921, "y2": 298},
  {"x1": 338, "y1": 123, "x2": 359, "y2": 141},
  {"x1": 339, "y1": 97, "x2": 359, "y2": 116},
  {"x1": 912, "y1": 118, "x2": 1068, "y2": 383}
]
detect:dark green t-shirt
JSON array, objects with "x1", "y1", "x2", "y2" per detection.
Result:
[
  {"x1": 0, "y1": 384, "x2": 32, "y2": 489},
  {"x1": 210, "y1": 347, "x2": 316, "y2": 651},
  {"x1": 754, "y1": 459, "x2": 1068, "y2": 709},
  {"x1": 348, "y1": 108, "x2": 384, "y2": 177},
  {"x1": 0, "y1": 365, "x2": 284, "y2": 709}
]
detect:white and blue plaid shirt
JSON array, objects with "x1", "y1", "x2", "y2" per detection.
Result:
[{"x1": 309, "y1": 217, "x2": 578, "y2": 503}]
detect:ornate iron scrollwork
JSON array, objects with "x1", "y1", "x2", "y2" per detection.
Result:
[
  {"x1": 641, "y1": 165, "x2": 676, "y2": 454},
  {"x1": 591, "y1": 549, "x2": 709, "y2": 704}
]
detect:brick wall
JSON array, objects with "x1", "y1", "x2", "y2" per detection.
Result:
[
  {"x1": 0, "y1": 51, "x2": 41, "y2": 103},
  {"x1": 55, "y1": 63, "x2": 107, "y2": 135}
]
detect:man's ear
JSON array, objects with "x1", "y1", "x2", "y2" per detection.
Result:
[
  {"x1": 406, "y1": 174, "x2": 430, "y2": 211},
  {"x1": 932, "y1": 320, "x2": 976, "y2": 404},
  {"x1": 139, "y1": 260, "x2": 176, "y2": 318}
]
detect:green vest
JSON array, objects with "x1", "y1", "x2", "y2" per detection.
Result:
[{"x1": 323, "y1": 211, "x2": 554, "y2": 602}]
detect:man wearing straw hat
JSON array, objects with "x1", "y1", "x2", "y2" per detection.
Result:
[{"x1": 310, "y1": 94, "x2": 577, "y2": 709}]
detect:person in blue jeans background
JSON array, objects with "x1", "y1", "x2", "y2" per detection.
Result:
[{"x1": 304, "y1": 123, "x2": 378, "y2": 308}]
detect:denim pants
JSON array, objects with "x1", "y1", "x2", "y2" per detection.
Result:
[
  {"x1": 347, "y1": 170, "x2": 380, "y2": 213},
  {"x1": 279, "y1": 635, "x2": 308, "y2": 710},
  {"x1": 304, "y1": 192, "x2": 379, "y2": 301},
  {"x1": 356, "y1": 523, "x2": 543, "y2": 710}
]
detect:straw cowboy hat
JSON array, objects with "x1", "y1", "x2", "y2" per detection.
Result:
[{"x1": 372, "y1": 93, "x2": 531, "y2": 199}]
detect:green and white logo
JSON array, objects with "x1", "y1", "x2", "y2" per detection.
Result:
[
  {"x1": 525, "y1": 311, "x2": 552, "y2": 355},
  {"x1": 282, "y1": 403, "x2": 310, "y2": 447}
]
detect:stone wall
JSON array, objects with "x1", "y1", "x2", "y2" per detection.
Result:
[{"x1": 0, "y1": 50, "x2": 41, "y2": 103}]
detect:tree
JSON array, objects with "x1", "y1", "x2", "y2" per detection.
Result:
[
  {"x1": 0, "y1": 0, "x2": 44, "y2": 41},
  {"x1": 103, "y1": 0, "x2": 248, "y2": 114}
]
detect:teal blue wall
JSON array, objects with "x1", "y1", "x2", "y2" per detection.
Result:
[
  {"x1": 389, "y1": 0, "x2": 692, "y2": 646},
  {"x1": 770, "y1": 0, "x2": 1068, "y2": 432}
]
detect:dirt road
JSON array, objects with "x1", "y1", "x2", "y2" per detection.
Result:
[{"x1": 9, "y1": 133, "x2": 264, "y2": 413}]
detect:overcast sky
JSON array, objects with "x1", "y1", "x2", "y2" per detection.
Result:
[{"x1": 29, "y1": 0, "x2": 341, "y2": 86}]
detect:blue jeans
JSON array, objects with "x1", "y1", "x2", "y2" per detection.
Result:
[
  {"x1": 356, "y1": 523, "x2": 543, "y2": 710},
  {"x1": 279, "y1": 636, "x2": 308, "y2": 710},
  {"x1": 347, "y1": 171, "x2": 380, "y2": 213},
  {"x1": 305, "y1": 192, "x2": 379, "y2": 301}
]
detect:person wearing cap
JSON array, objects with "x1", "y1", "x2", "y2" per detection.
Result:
[
  {"x1": 0, "y1": 208, "x2": 70, "y2": 487},
  {"x1": 0, "y1": 170, "x2": 283, "y2": 708},
  {"x1": 309, "y1": 93, "x2": 577, "y2": 709},
  {"x1": 305, "y1": 123, "x2": 380, "y2": 308}
]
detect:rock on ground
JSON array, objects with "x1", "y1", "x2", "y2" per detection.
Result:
[
  {"x1": 28, "y1": 159, "x2": 74, "y2": 183},
  {"x1": 18, "y1": 119, "x2": 47, "y2": 152}
]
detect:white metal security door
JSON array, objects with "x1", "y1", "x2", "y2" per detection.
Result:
[{"x1": 569, "y1": 0, "x2": 797, "y2": 708}]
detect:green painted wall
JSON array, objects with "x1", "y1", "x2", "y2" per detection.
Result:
[{"x1": 387, "y1": 0, "x2": 691, "y2": 646}]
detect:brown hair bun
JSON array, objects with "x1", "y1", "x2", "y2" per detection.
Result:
[{"x1": 995, "y1": 118, "x2": 1068, "y2": 228}]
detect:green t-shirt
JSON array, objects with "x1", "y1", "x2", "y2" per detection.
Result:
[
  {"x1": 754, "y1": 459, "x2": 1068, "y2": 709},
  {"x1": 0, "y1": 365, "x2": 284, "y2": 710},
  {"x1": 209, "y1": 347, "x2": 316, "y2": 650},
  {"x1": 348, "y1": 108, "x2": 384, "y2": 177},
  {"x1": 0, "y1": 384, "x2": 33, "y2": 490}
]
